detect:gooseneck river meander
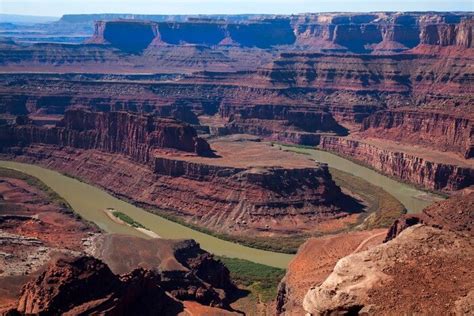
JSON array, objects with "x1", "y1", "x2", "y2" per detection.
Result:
[{"x1": 0, "y1": 148, "x2": 442, "y2": 269}]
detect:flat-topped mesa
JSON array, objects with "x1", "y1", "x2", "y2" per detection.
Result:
[
  {"x1": 360, "y1": 109, "x2": 474, "y2": 159},
  {"x1": 87, "y1": 18, "x2": 296, "y2": 51},
  {"x1": 88, "y1": 20, "x2": 159, "y2": 53},
  {"x1": 0, "y1": 109, "x2": 214, "y2": 160},
  {"x1": 0, "y1": 119, "x2": 351, "y2": 235},
  {"x1": 85, "y1": 13, "x2": 473, "y2": 54}
]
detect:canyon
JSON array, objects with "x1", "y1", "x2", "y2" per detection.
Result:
[
  {"x1": 0, "y1": 168, "x2": 239, "y2": 315},
  {"x1": 0, "y1": 109, "x2": 357, "y2": 239},
  {"x1": 0, "y1": 10, "x2": 473, "y2": 315}
]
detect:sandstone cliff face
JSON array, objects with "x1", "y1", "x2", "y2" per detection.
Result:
[
  {"x1": 303, "y1": 193, "x2": 474, "y2": 315},
  {"x1": 0, "y1": 109, "x2": 213, "y2": 160},
  {"x1": 361, "y1": 109, "x2": 474, "y2": 158},
  {"x1": 319, "y1": 136, "x2": 474, "y2": 191}
]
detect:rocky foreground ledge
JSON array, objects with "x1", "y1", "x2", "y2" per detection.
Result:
[{"x1": 301, "y1": 190, "x2": 474, "y2": 315}]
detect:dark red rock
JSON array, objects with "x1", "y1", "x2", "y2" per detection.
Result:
[
  {"x1": 319, "y1": 136, "x2": 474, "y2": 191},
  {"x1": 15, "y1": 256, "x2": 183, "y2": 315}
]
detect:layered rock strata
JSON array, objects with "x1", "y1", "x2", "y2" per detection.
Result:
[
  {"x1": 0, "y1": 110, "x2": 350, "y2": 236},
  {"x1": 360, "y1": 109, "x2": 474, "y2": 158},
  {"x1": 85, "y1": 13, "x2": 473, "y2": 53},
  {"x1": 0, "y1": 109, "x2": 214, "y2": 159},
  {"x1": 319, "y1": 136, "x2": 474, "y2": 191}
]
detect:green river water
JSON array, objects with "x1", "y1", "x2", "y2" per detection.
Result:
[{"x1": 0, "y1": 149, "x2": 442, "y2": 268}]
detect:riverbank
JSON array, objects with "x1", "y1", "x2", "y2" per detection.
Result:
[
  {"x1": 103, "y1": 208, "x2": 160, "y2": 239},
  {"x1": 278, "y1": 144, "x2": 444, "y2": 213}
]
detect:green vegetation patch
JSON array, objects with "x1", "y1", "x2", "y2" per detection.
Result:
[
  {"x1": 111, "y1": 210, "x2": 147, "y2": 229},
  {"x1": 218, "y1": 256, "x2": 286, "y2": 303}
]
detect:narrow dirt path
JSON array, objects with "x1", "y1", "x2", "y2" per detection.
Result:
[{"x1": 352, "y1": 231, "x2": 387, "y2": 254}]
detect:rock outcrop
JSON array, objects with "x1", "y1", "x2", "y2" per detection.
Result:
[
  {"x1": 303, "y1": 192, "x2": 474, "y2": 315},
  {"x1": 318, "y1": 136, "x2": 474, "y2": 191},
  {"x1": 91, "y1": 235, "x2": 236, "y2": 308},
  {"x1": 276, "y1": 229, "x2": 387, "y2": 315},
  {"x1": 15, "y1": 256, "x2": 184, "y2": 315}
]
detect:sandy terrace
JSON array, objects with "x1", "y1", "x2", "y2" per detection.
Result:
[
  {"x1": 154, "y1": 135, "x2": 318, "y2": 169},
  {"x1": 350, "y1": 136, "x2": 474, "y2": 168}
]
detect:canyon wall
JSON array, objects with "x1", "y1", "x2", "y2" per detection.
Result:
[
  {"x1": 0, "y1": 109, "x2": 351, "y2": 236},
  {"x1": 319, "y1": 136, "x2": 474, "y2": 191},
  {"x1": 86, "y1": 13, "x2": 473, "y2": 53},
  {"x1": 420, "y1": 18, "x2": 473, "y2": 48},
  {"x1": 360, "y1": 109, "x2": 473, "y2": 158},
  {"x1": 88, "y1": 19, "x2": 295, "y2": 51},
  {"x1": 0, "y1": 109, "x2": 213, "y2": 160}
]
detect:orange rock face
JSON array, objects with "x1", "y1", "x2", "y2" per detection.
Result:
[
  {"x1": 276, "y1": 229, "x2": 387, "y2": 315},
  {"x1": 303, "y1": 192, "x2": 474, "y2": 315}
]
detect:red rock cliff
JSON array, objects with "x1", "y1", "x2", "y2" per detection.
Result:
[
  {"x1": 0, "y1": 109, "x2": 214, "y2": 160},
  {"x1": 361, "y1": 109, "x2": 474, "y2": 158},
  {"x1": 319, "y1": 136, "x2": 474, "y2": 191}
]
